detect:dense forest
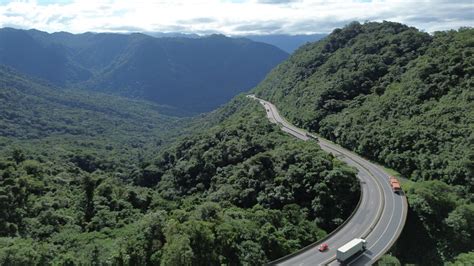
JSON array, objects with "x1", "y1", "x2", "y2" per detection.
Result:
[
  {"x1": 0, "y1": 66, "x2": 360, "y2": 264},
  {"x1": 0, "y1": 28, "x2": 288, "y2": 113},
  {"x1": 1, "y1": 21, "x2": 472, "y2": 265},
  {"x1": 254, "y1": 21, "x2": 473, "y2": 264}
]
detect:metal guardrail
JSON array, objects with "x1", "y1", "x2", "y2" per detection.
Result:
[
  {"x1": 250, "y1": 96, "x2": 395, "y2": 265},
  {"x1": 267, "y1": 140, "x2": 365, "y2": 265}
]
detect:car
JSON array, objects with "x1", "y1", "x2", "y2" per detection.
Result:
[{"x1": 318, "y1": 243, "x2": 329, "y2": 252}]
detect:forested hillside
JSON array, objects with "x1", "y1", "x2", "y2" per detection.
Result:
[
  {"x1": 1, "y1": 21, "x2": 472, "y2": 265},
  {"x1": 0, "y1": 68, "x2": 359, "y2": 264},
  {"x1": 254, "y1": 21, "x2": 473, "y2": 264},
  {"x1": 0, "y1": 28, "x2": 288, "y2": 113}
]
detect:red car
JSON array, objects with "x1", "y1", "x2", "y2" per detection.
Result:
[{"x1": 318, "y1": 243, "x2": 329, "y2": 252}]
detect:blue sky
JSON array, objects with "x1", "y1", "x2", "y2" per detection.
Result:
[{"x1": 0, "y1": 0, "x2": 472, "y2": 35}]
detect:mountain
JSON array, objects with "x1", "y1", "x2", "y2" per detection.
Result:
[
  {"x1": 253, "y1": 21, "x2": 473, "y2": 264},
  {"x1": 0, "y1": 65, "x2": 186, "y2": 162},
  {"x1": 0, "y1": 28, "x2": 289, "y2": 113},
  {"x1": 254, "y1": 22, "x2": 472, "y2": 191},
  {"x1": 244, "y1": 34, "x2": 327, "y2": 53},
  {"x1": 0, "y1": 66, "x2": 359, "y2": 264},
  {"x1": 83, "y1": 34, "x2": 288, "y2": 112},
  {"x1": 0, "y1": 28, "x2": 91, "y2": 84},
  {"x1": 141, "y1": 32, "x2": 326, "y2": 53},
  {"x1": 1, "y1": 21, "x2": 472, "y2": 265}
]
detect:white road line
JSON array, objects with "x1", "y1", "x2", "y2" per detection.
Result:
[
  {"x1": 250, "y1": 96, "x2": 406, "y2": 266},
  {"x1": 348, "y1": 182, "x2": 396, "y2": 265}
]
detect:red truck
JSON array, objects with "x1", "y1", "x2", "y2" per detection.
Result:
[{"x1": 389, "y1": 176, "x2": 402, "y2": 193}]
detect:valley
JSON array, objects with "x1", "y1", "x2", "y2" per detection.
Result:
[
  {"x1": 0, "y1": 19, "x2": 472, "y2": 266},
  {"x1": 0, "y1": 28, "x2": 288, "y2": 113}
]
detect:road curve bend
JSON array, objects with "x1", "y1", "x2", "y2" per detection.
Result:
[{"x1": 247, "y1": 95, "x2": 408, "y2": 266}]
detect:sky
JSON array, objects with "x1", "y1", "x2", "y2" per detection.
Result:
[{"x1": 0, "y1": 0, "x2": 472, "y2": 35}]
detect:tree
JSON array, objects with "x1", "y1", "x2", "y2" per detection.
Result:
[
  {"x1": 376, "y1": 254, "x2": 401, "y2": 266},
  {"x1": 237, "y1": 240, "x2": 266, "y2": 265},
  {"x1": 160, "y1": 234, "x2": 194, "y2": 266},
  {"x1": 11, "y1": 149, "x2": 25, "y2": 164},
  {"x1": 446, "y1": 252, "x2": 474, "y2": 266},
  {"x1": 445, "y1": 204, "x2": 474, "y2": 253}
]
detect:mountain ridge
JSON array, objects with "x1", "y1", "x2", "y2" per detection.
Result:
[
  {"x1": 253, "y1": 21, "x2": 473, "y2": 264},
  {"x1": 0, "y1": 27, "x2": 289, "y2": 113},
  {"x1": 0, "y1": 21, "x2": 472, "y2": 265},
  {"x1": 0, "y1": 65, "x2": 359, "y2": 265}
]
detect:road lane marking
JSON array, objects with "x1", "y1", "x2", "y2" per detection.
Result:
[
  {"x1": 348, "y1": 181, "x2": 396, "y2": 265},
  {"x1": 251, "y1": 96, "x2": 403, "y2": 266}
]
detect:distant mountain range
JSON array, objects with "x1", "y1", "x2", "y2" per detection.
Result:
[
  {"x1": 1, "y1": 21, "x2": 472, "y2": 266},
  {"x1": 0, "y1": 28, "x2": 288, "y2": 113},
  {"x1": 144, "y1": 32, "x2": 328, "y2": 53},
  {"x1": 243, "y1": 34, "x2": 327, "y2": 53}
]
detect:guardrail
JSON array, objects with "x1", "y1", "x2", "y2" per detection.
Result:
[
  {"x1": 268, "y1": 180, "x2": 363, "y2": 264},
  {"x1": 251, "y1": 96, "x2": 390, "y2": 265},
  {"x1": 267, "y1": 141, "x2": 364, "y2": 265}
]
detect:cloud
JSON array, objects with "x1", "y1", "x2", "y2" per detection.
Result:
[
  {"x1": 0, "y1": 0, "x2": 472, "y2": 35},
  {"x1": 177, "y1": 17, "x2": 217, "y2": 25},
  {"x1": 285, "y1": 19, "x2": 355, "y2": 34},
  {"x1": 233, "y1": 21, "x2": 284, "y2": 34},
  {"x1": 257, "y1": 0, "x2": 299, "y2": 4},
  {"x1": 102, "y1": 25, "x2": 145, "y2": 32}
]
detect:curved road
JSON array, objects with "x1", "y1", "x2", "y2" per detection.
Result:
[{"x1": 248, "y1": 95, "x2": 407, "y2": 265}]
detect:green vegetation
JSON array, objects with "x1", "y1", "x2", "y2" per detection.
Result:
[
  {"x1": 0, "y1": 28, "x2": 288, "y2": 113},
  {"x1": 446, "y1": 252, "x2": 474, "y2": 265},
  {"x1": 394, "y1": 180, "x2": 473, "y2": 265},
  {"x1": 0, "y1": 65, "x2": 186, "y2": 166},
  {"x1": 254, "y1": 21, "x2": 473, "y2": 263},
  {"x1": 2, "y1": 20, "x2": 471, "y2": 264},
  {"x1": 376, "y1": 254, "x2": 401, "y2": 266},
  {"x1": 0, "y1": 67, "x2": 359, "y2": 264}
]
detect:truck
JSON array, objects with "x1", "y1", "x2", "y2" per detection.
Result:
[
  {"x1": 336, "y1": 238, "x2": 367, "y2": 262},
  {"x1": 305, "y1": 132, "x2": 318, "y2": 140},
  {"x1": 389, "y1": 176, "x2": 402, "y2": 193}
]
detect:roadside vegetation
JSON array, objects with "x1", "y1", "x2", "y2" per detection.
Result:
[
  {"x1": 0, "y1": 21, "x2": 471, "y2": 265},
  {"x1": 254, "y1": 21, "x2": 473, "y2": 264},
  {"x1": 0, "y1": 66, "x2": 360, "y2": 265}
]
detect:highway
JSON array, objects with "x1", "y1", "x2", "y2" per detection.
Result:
[{"x1": 247, "y1": 95, "x2": 408, "y2": 266}]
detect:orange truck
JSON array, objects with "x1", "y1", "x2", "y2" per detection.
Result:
[{"x1": 389, "y1": 176, "x2": 402, "y2": 193}]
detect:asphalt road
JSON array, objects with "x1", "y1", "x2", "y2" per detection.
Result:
[{"x1": 247, "y1": 95, "x2": 408, "y2": 266}]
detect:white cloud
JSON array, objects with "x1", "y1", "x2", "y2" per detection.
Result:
[{"x1": 0, "y1": 0, "x2": 472, "y2": 34}]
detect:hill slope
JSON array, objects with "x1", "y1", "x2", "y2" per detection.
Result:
[
  {"x1": 0, "y1": 28, "x2": 91, "y2": 84},
  {"x1": 0, "y1": 65, "x2": 186, "y2": 167},
  {"x1": 255, "y1": 22, "x2": 473, "y2": 191},
  {"x1": 0, "y1": 67, "x2": 359, "y2": 265},
  {"x1": 254, "y1": 21, "x2": 473, "y2": 264},
  {"x1": 0, "y1": 28, "x2": 288, "y2": 113},
  {"x1": 85, "y1": 35, "x2": 288, "y2": 112}
]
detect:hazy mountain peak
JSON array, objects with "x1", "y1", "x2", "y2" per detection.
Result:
[{"x1": 0, "y1": 27, "x2": 289, "y2": 113}]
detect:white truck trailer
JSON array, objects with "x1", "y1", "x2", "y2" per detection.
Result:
[{"x1": 336, "y1": 238, "x2": 367, "y2": 262}]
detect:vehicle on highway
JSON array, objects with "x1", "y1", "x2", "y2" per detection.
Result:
[
  {"x1": 252, "y1": 96, "x2": 408, "y2": 265},
  {"x1": 318, "y1": 243, "x2": 329, "y2": 252},
  {"x1": 305, "y1": 132, "x2": 318, "y2": 140},
  {"x1": 336, "y1": 238, "x2": 366, "y2": 262},
  {"x1": 389, "y1": 176, "x2": 402, "y2": 193}
]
